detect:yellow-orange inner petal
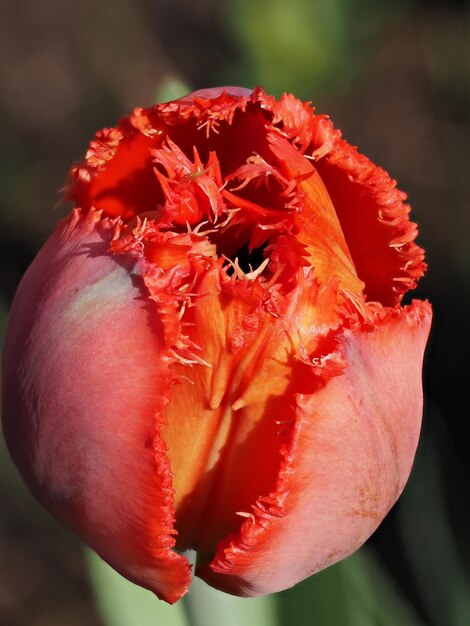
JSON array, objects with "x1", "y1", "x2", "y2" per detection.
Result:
[
  {"x1": 159, "y1": 186, "x2": 358, "y2": 561},
  {"x1": 96, "y1": 97, "x2": 366, "y2": 563}
]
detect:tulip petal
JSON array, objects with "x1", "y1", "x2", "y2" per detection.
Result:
[
  {"x1": 311, "y1": 119, "x2": 426, "y2": 306},
  {"x1": 251, "y1": 88, "x2": 426, "y2": 306},
  {"x1": 67, "y1": 87, "x2": 425, "y2": 311},
  {"x1": 198, "y1": 300, "x2": 431, "y2": 596},
  {"x1": 267, "y1": 130, "x2": 364, "y2": 296},
  {"x1": 1, "y1": 210, "x2": 191, "y2": 603}
]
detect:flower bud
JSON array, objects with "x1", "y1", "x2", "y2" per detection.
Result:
[{"x1": 1, "y1": 87, "x2": 432, "y2": 603}]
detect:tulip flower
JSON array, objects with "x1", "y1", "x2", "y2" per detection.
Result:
[{"x1": 1, "y1": 86, "x2": 431, "y2": 604}]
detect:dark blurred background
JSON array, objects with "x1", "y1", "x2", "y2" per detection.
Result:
[{"x1": 1, "y1": 1, "x2": 469, "y2": 625}]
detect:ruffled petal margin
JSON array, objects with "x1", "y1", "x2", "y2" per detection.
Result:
[
  {"x1": 198, "y1": 300, "x2": 431, "y2": 596},
  {"x1": 66, "y1": 87, "x2": 425, "y2": 309},
  {"x1": 1, "y1": 210, "x2": 191, "y2": 603},
  {"x1": 310, "y1": 118, "x2": 426, "y2": 306}
]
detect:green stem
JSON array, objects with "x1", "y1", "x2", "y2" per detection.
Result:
[{"x1": 183, "y1": 577, "x2": 279, "y2": 626}]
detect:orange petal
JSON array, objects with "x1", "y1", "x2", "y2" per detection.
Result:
[
  {"x1": 69, "y1": 128, "x2": 165, "y2": 221},
  {"x1": 198, "y1": 300, "x2": 431, "y2": 596},
  {"x1": 311, "y1": 118, "x2": 426, "y2": 306},
  {"x1": 267, "y1": 130, "x2": 364, "y2": 296},
  {"x1": 157, "y1": 266, "x2": 345, "y2": 561},
  {"x1": 1, "y1": 210, "x2": 191, "y2": 603}
]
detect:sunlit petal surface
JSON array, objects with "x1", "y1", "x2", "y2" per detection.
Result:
[{"x1": 2, "y1": 87, "x2": 431, "y2": 603}]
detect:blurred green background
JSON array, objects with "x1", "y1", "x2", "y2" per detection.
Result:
[{"x1": 0, "y1": 0, "x2": 469, "y2": 625}]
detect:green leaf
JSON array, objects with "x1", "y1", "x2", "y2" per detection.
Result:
[
  {"x1": 87, "y1": 549, "x2": 279, "y2": 626},
  {"x1": 86, "y1": 549, "x2": 189, "y2": 626},
  {"x1": 278, "y1": 547, "x2": 425, "y2": 626},
  {"x1": 224, "y1": 0, "x2": 411, "y2": 98},
  {"x1": 398, "y1": 409, "x2": 470, "y2": 626}
]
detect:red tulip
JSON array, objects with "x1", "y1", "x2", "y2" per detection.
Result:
[{"x1": 1, "y1": 87, "x2": 431, "y2": 603}]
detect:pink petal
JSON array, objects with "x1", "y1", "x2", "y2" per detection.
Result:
[
  {"x1": 199, "y1": 300, "x2": 432, "y2": 596},
  {"x1": 1, "y1": 210, "x2": 191, "y2": 603}
]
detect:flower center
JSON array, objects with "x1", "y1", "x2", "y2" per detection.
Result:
[{"x1": 223, "y1": 241, "x2": 268, "y2": 277}]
